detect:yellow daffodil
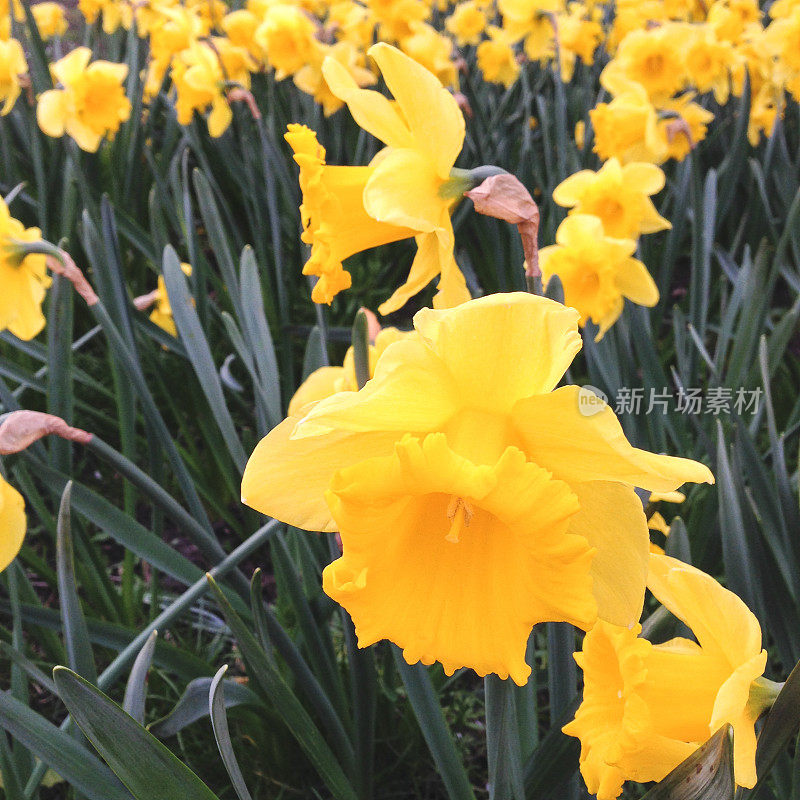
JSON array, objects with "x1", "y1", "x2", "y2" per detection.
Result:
[
  {"x1": 288, "y1": 327, "x2": 408, "y2": 415},
  {"x1": 400, "y1": 22, "x2": 458, "y2": 89},
  {"x1": 0, "y1": 474, "x2": 26, "y2": 573},
  {"x1": 172, "y1": 38, "x2": 254, "y2": 137},
  {"x1": 31, "y1": 2, "x2": 69, "y2": 40},
  {"x1": 445, "y1": 1, "x2": 488, "y2": 47},
  {"x1": 498, "y1": 0, "x2": 560, "y2": 61},
  {"x1": 476, "y1": 26, "x2": 520, "y2": 88},
  {"x1": 707, "y1": 0, "x2": 761, "y2": 44},
  {"x1": 285, "y1": 123, "x2": 416, "y2": 304},
  {"x1": 300, "y1": 43, "x2": 471, "y2": 313},
  {"x1": 366, "y1": 0, "x2": 430, "y2": 43},
  {"x1": 255, "y1": 3, "x2": 319, "y2": 80},
  {"x1": 602, "y1": 25, "x2": 688, "y2": 101},
  {"x1": 557, "y1": 3, "x2": 602, "y2": 81},
  {"x1": 293, "y1": 40, "x2": 376, "y2": 116},
  {"x1": 222, "y1": 9, "x2": 266, "y2": 64},
  {"x1": 540, "y1": 214, "x2": 659, "y2": 339},
  {"x1": 685, "y1": 25, "x2": 734, "y2": 103},
  {"x1": 37, "y1": 48, "x2": 131, "y2": 153},
  {"x1": 553, "y1": 158, "x2": 671, "y2": 240},
  {"x1": 590, "y1": 76, "x2": 669, "y2": 164},
  {"x1": 565, "y1": 554, "x2": 778, "y2": 799},
  {"x1": 0, "y1": 199, "x2": 51, "y2": 341},
  {"x1": 0, "y1": 38, "x2": 27, "y2": 116},
  {"x1": 0, "y1": 0, "x2": 24, "y2": 39},
  {"x1": 242, "y1": 293, "x2": 713, "y2": 683}
]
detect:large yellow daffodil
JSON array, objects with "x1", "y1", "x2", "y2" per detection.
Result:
[
  {"x1": 565, "y1": 553, "x2": 776, "y2": 799},
  {"x1": 313, "y1": 42, "x2": 471, "y2": 314},
  {"x1": 0, "y1": 199, "x2": 51, "y2": 341},
  {"x1": 242, "y1": 293, "x2": 713, "y2": 683},
  {"x1": 0, "y1": 474, "x2": 26, "y2": 573}
]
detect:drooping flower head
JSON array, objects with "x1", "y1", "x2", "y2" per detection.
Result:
[
  {"x1": 242, "y1": 293, "x2": 713, "y2": 683},
  {"x1": 37, "y1": 47, "x2": 131, "y2": 152},
  {"x1": 565, "y1": 554, "x2": 776, "y2": 799},
  {"x1": 0, "y1": 199, "x2": 51, "y2": 341},
  {"x1": 539, "y1": 214, "x2": 659, "y2": 340}
]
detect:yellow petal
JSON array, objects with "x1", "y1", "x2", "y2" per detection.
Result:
[
  {"x1": 368, "y1": 42, "x2": 465, "y2": 177},
  {"x1": 51, "y1": 46, "x2": 92, "y2": 86},
  {"x1": 413, "y1": 292, "x2": 582, "y2": 414},
  {"x1": 647, "y1": 554, "x2": 763, "y2": 669},
  {"x1": 621, "y1": 162, "x2": 666, "y2": 195},
  {"x1": 710, "y1": 651, "x2": 767, "y2": 788},
  {"x1": 0, "y1": 478, "x2": 26, "y2": 573},
  {"x1": 552, "y1": 170, "x2": 595, "y2": 207},
  {"x1": 288, "y1": 367, "x2": 348, "y2": 417},
  {"x1": 377, "y1": 232, "x2": 444, "y2": 316},
  {"x1": 292, "y1": 337, "x2": 458, "y2": 437},
  {"x1": 512, "y1": 386, "x2": 715, "y2": 491},
  {"x1": 36, "y1": 89, "x2": 68, "y2": 138},
  {"x1": 363, "y1": 147, "x2": 446, "y2": 232},
  {"x1": 568, "y1": 481, "x2": 648, "y2": 628},
  {"x1": 614, "y1": 258, "x2": 659, "y2": 307},
  {"x1": 240, "y1": 414, "x2": 401, "y2": 532},
  {"x1": 322, "y1": 57, "x2": 414, "y2": 149}
]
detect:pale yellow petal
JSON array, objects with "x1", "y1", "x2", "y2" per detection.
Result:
[
  {"x1": 288, "y1": 367, "x2": 349, "y2": 417},
  {"x1": 414, "y1": 292, "x2": 582, "y2": 414},
  {"x1": 368, "y1": 42, "x2": 464, "y2": 177},
  {"x1": 322, "y1": 56, "x2": 413, "y2": 149},
  {"x1": 291, "y1": 338, "x2": 458, "y2": 438},
  {"x1": 568, "y1": 481, "x2": 648, "y2": 628},
  {"x1": 241, "y1": 415, "x2": 402, "y2": 532},
  {"x1": 36, "y1": 90, "x2": 68, "y2": 138},
  {"x1": 512, "y1": 386, "x2": 715, "y2": 491},
  {"x1": 647, "y1": 554, "x2": 763, "y2": 667},
  {"x1": 614, "y1": 258, "x2": 659, "y2": 307}
]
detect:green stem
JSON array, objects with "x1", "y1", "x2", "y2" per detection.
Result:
[{"x1": 351, "y1": 310, "x2": 371, "y2": 390}]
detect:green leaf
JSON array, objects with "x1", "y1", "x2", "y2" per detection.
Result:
[
  {"x1": 209, "y1": 666, "x2": 254, "y2": 800},
  {"x1": 148, "y1": 678, "x2": 260, "y2": 739},
  {"x1": 53, "y1": 667, "x2": 222, "y2": 800},
  {"x1": 0, "y1": 690, "x2": 131, "y2": 800},
  {"x1": 162, "y1": 245, "x2": 248, "y2": 472},
  {"x1": 641, "y1": 725, "x2": 734, "y2": 799},
  {"x1": 392, "y1": 648, "x2": 477, "y2": 800},
  {"x1": 206, "y1": 575, "x2": 359, "y2": 800},
  {"x1": 56, "y1": 481, "x2": 98, "y2": 683},
  {"x1": 123, "y1": 631, "x2": 158, "y2": 725}
]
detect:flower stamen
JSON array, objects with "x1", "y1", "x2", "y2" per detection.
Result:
[{"x1": 445, "y1": 496, "x2": 474, "y2": 543}]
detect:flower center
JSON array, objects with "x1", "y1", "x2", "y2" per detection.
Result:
[{"x1": 445, "y1": 495, "x2": 474, "y2": 543}]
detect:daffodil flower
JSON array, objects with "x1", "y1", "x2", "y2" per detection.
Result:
[
  {"x1": 553, "y1": 158, "x2": 671, "y2": 240},
  {"x1": 564, "y1": 553, "x2": 778, "y2": 799},
  {"x1": 312, "y1": 42, "x2": 471, "y2": 314},
  {"x1": 242, "y1": 293, "x2": 713, "y2": 683},
  {"x1": 540, "y1": 214, "x2": 659, "y2": 340},
  {"x1": 37, "y1": 47, "x2": 131, "y2": 153}
]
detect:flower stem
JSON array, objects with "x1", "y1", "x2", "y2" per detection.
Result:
[{"x1": 485, "y1": 674, "x2": 525, "y2": 800}]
